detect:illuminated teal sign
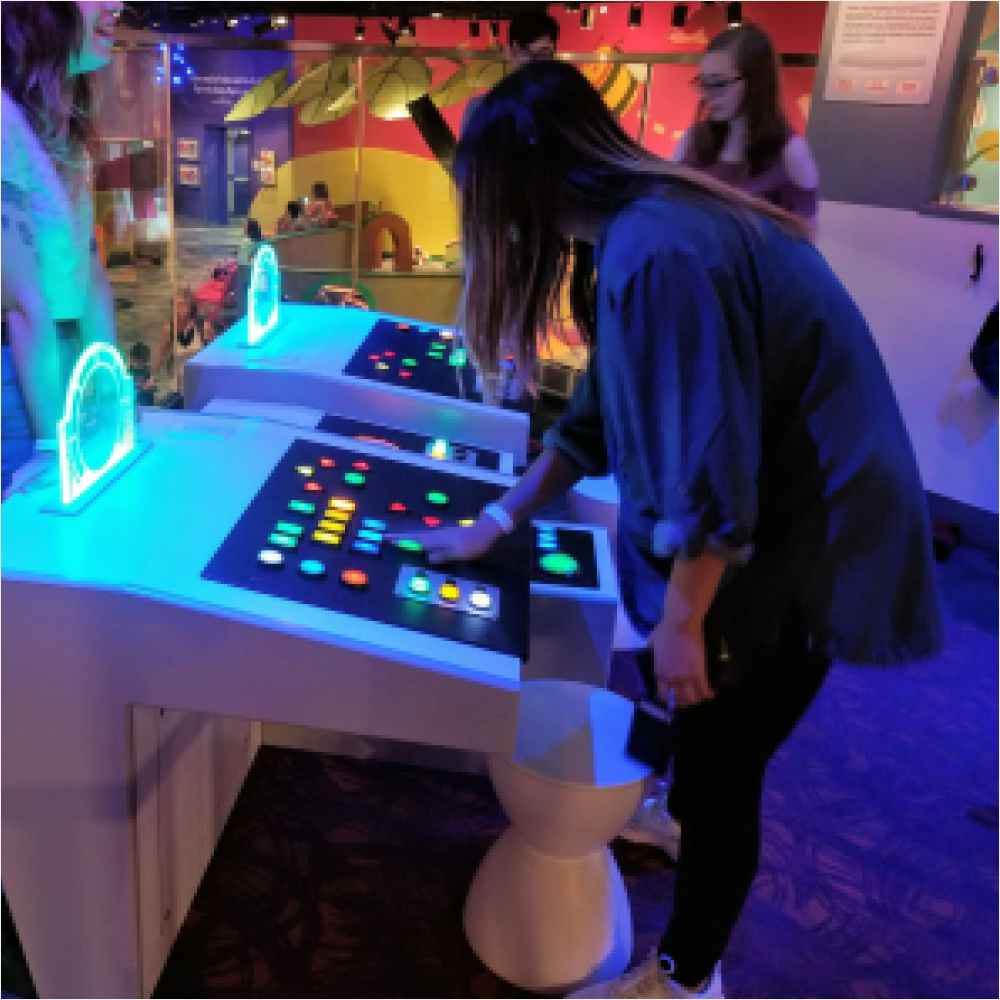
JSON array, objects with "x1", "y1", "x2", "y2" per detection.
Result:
[
  {"x1": 248, "y1": 242, "x2": 281, "y2": 345},
  {"x1": 56, "y1": 342, "x2": 137, "y2": 506}
]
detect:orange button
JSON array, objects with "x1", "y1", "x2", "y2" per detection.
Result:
[
  {"x1": 340, "y1": 568, "x2": 369, "y2": 589},
  {"x1": 319, "y1": 456, "x2": 336, "y2": 468},
  {"x1": 303, "y1": 481, "x2": 323, "y2": 493},
  {"x1": 352, "y1": 460, "x2": 370, "y2": 472}
]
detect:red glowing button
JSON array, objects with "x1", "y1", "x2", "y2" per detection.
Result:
[
  {"x1": 369, "y1": 353, "x2": 381, "y2": 361},
  {"x1": 399, "y1": 370, "x2": 413, "y2": 379},
  {"x1": 384, "y1": 350, "x2": 396, "y2": 358},
  {"x1": 340, "y1": 568, "x2": 369, "y2": 589},
  {"x1": 319, "y1": 456, "x2": 336, "y2": 468},
  {"x1": 422, "y1": 515, "x2": 442, "y2": 528},
  {"x1": 397, "y1": 322, "x2": 411, "y2": 330},
  {"x1": 388, "y1": 501, "x2": 408, "y2": 514},
  {"x1": 303, "y1": 481, "x2": 323, "y2": 493},
  {"x1": 351, "y1": 460, "x2": 370, "y2": 472}
]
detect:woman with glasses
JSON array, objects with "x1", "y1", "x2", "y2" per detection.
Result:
[
  {"x1": 400, "y1": 60, "x2": 940, "y2": 998},
  {"x1": 674, "y1": 23, "x2": 819, "y2": 224}
]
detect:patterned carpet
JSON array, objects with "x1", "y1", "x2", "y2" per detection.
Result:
[{"x1": 2, "y1": 546, "x2": 996, "y2": 999}]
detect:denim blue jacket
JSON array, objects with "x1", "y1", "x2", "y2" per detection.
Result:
[{"x1": 545, "y1": 191, "x2": 942, "y2": 664}]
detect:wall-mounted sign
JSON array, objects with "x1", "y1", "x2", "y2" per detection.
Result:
[
  {"x1": 177, "y1": 137, "x2": 199, "y2": 159},
  {"x1": 178, "y1": 163, "x2": 201, "y2": 186},
  {"x1": 825, "y1": 2, "x2": 949, "y2": 105}
]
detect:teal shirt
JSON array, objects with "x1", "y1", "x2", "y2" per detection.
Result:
[{"x1": 546, "y1": 190, "x2": 942, "y2": 664}]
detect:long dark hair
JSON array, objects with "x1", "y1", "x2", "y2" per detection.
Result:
[
  {"x1": 454, "y1": 60, "x2": 807, "y2": 376},
  {"x1": 1, "y1": 3, "x2": 94, "y2": 175},
  {"x1": 690, "y1": 24, "x2": 791, "y2": 175}
]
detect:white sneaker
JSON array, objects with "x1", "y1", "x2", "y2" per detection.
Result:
[
  {"x1": 569, "y1": 951, "x2": 724, "y2": 999},
  {"x1": 619, "y1": 792, "x2": 682, "y2": 861}
]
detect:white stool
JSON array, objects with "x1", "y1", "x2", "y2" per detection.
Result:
[
  {"x1": 464, "y1": 680, "x2": 651, "y2": 993},
  {"x1": 567, "y1": 476, "x2": 645, "y2": 651}
]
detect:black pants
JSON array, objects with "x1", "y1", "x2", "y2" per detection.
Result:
[{"x1": 637, "y1": 612, "x2": 830, "y2": 987}]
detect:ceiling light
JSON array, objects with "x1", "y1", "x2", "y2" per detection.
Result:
[
  {"x1": 399, "y1": 14, "x2": 413, "y2": 35},
  {"x1": 354, "y1": 19, "x2": 365, "y2": 39},
  {"x1": 271, "y1": 14, "x2": 288, "y2": 29},
  {"x1": 726, "y1": 2, "x2": 742, "y2": 26}
]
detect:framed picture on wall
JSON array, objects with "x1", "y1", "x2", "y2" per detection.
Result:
[
  {"x1": 177, "y1": 137, "x2": 199, "y2": 160},
  {"x1": 178, "y1": 163, "x2": 200, "y2": 186},
  {"x1": 257, "y1": 148, "x2": 277, "y2": 186}
]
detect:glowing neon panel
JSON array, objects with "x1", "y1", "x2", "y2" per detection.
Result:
[
  {"x1": 57, "y1": 342, "x2": 137, "y2": 506},
  {"x1": 247, "y1": 243, "x2": 281, "y2": 345}
]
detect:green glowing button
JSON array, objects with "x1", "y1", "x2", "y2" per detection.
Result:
[
  {"x1": 344, "y1": 471, "x2": 366, "y2": 487},
  {"x1": 395, "y1": 538, "x2": 423, "y2": 553},
  {"x1": 275, "y1": 520, "x2": 304, "y2": 537},
  {"x1": 299, "y1": 559, "x2": 326, "y2": 578},
  {"x1": 288, "y1": 500, "x2": 316, "y2": 515},
  {"x1": 409, "y1": 572, "x2": 431, "y2": 595},
  {"x1": 425, "y1": 490, "x2": 449, "y2": 507},
  {"x1": 448, "y1": 349, "x2": 467, "y2": 367},
  {"x1": 402, "y1": 357, "x2": 418, "y2": 367},
  {"x1": 269, "y1": 532, "x2": 298, "y2": 549},
  {"x1": 430, "y1": 342, "x2": 446, "y2": 352},
  {"x1": 539, "y1": 552, "x2": 579, "y2": 577}
]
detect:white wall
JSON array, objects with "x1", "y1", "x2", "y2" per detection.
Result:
[{"x1": 814, "y1": 201, "x2": 998, "y2": 514}]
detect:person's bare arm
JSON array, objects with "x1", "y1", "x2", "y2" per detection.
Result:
[
  {"x1": 78, "y1": 253, "x2": 116, "y2": 348},
  {"x1": 651, "y1": 551, "x2": 727, "y2": 706},
  {"x1": 2, "y1": 183, "x2": 63, "y2": 439}
]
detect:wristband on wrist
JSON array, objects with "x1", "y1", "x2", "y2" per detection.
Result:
[{"x1": 481, "y1": 502, "x2": 515, "y2": 535}]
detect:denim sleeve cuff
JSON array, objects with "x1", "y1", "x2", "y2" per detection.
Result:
[
  {"x1": 651, "y1": 517, "x2": 754, "y2": 564},
  {"x1": 542, "y1": 426, "x2": 608, "y2": 477}
]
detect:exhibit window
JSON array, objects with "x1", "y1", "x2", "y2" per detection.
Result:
[{"x1": 938, "y1": 7, "x2": 999, "y2": 215}]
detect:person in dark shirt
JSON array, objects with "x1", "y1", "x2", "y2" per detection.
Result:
[
  {"x1": 400, "y1": 61, "x2": 942, "y2": 999},
  {"x1": 674, "y1": 23, "x2": 819, "y2": 225}
]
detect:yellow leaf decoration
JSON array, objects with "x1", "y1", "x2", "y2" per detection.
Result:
[
  {"x1": 465, "y1": 59, "x2": 506, "y2": 92},
  {"x1": 365, "y1": 57, "x2": 432, "y2": 120},
  {"x1": 223, "y1": 68, "x2": 289, "y2": 122},
  {"x1": 299, "y1": 84, "x2": 358, "y2": 126},
  {"x1": 272, "y1": 57, "x2": 352, "y2": 108}
]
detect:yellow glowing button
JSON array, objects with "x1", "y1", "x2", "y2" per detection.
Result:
[
  {"x1": 324, "y1": 509, "x2": 352, "y2": 523},
  {"x1": 469, "y1": 588, "x2": 492, "y2": 611},
  {"x1": 439, "y1": 579, "x2": 461, "y2": 603},
  {"x1": 328, "y1": 496, "x2": 356, "y2": 512},
  {"x1": 295, "y1": 464, "x2": 314, "y2": 476},
  {"x1": 375, "y1": 361, "x2": 390, "y2": 371},
  {"x1": 317, "y1": 518, "x2": 346, "y2": 533},
  {"x1": 312, "y1": 530, "x2": 343, "y2": 546},
  {"x1": 429, "y1": 438, "x2": 448, "y2": 460}
]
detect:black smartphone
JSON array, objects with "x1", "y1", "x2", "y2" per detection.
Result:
[{"x1": 626, "y1": 699, "x2": 675, "y2": 774}]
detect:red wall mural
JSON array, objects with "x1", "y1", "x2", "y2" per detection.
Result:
[{"x1": 292, "y1": 3, "x2": 826, "y2": 162}]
